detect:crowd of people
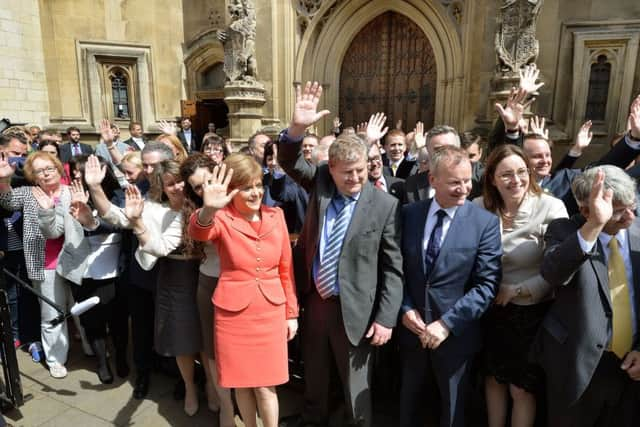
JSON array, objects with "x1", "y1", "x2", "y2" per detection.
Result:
[{"x1": 1, "y1": 65, "x2": 640, "y2": 427}]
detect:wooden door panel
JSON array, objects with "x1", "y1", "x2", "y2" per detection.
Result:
[{"x1": 339, "y1": 12, "x2": 437, "y2": 132}]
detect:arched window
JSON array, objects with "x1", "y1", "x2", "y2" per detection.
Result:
[
  {"x1": 585, "y1": 55, "x2": 611, "y2": 121},
  {"x1": 110, "y1": 69, "x2": 130, "y2": 119}
]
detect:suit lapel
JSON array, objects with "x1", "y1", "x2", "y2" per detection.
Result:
[
  {"x1": 344, "y1": 183, "x2": 373, "y2": 245},
  {"x1": 428, "y1": 201, "x2": 470, "y2": 278},
  {"x1": 628, "y1": 221, "x2": 640, "y2": 345},
  {"x1": 223, "y1": 206, "x2": 263, "y2": 239},
  {"x1": 417, "y1": 199, "x2": 432, "y2": 278},
  {"x1": 590, "y1": 240, "x2": 612, "y2": 311}
]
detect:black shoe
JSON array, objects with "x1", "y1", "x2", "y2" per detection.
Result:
[
  {"x1": 173, "y1": 378, "x2": 185, "y2": 400},
  {"x1": 97, "y1": 362, "x2": 114, "y2": 384},
  {"x1": 133, "y1": 373, "x2": 150, "y2": 399},
  {"x1": 115, "y1": 354, "x2": 130, "y2": 378},
  {"x1": 278, "y1": 415, "x2": 316, "y2": 427}
]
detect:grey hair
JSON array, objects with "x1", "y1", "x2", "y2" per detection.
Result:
[
  {"x1": 426, "y1": 125, "x2": 461, "y2": 153},
  {"x1": 429, "y1": 145, "x2": 469, "y2": 175},
  {"x1": 142, "y1": 141, "x2": 175, "y2": 161},
  {"x1": 328, "y1": 133, "x2": 367, "y2": 163},
  {"x1": 572, "y1": 165, "x2": 637, "y2": 207}
]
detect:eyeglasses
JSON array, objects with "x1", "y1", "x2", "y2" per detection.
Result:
[
  {"x1": 367, "y1": 156, "x2": 382, "y2": 164},
  {"x1": 497, "y1": 168, "x2": 529, "y2": 183},
  {"x1": 611, "y1": 204, "x2": 637, "y2": 221},
  {"x1": 33, "y1": 166, "x2": 58, "y2": 176}
]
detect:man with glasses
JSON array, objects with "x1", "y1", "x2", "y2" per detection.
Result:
[
  {"x1": 368, "y1": 142, "x2": 405, "y2": 202},
  {"x1": 535, "y1": 165, "x2": 640, "y2": 426}
]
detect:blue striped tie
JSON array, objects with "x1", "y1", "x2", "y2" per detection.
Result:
[{"x1": 316, "y1": 196, "x2": 354, "y2": 299}]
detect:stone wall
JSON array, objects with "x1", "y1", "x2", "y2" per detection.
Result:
[{"x1": 0, "y1": 0, "x2": 49, "y2": 126}]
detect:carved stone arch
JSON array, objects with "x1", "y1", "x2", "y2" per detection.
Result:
[
  {"x1": 295, "y1": 0, "x2": 464, "y2": 135},
  {"x1": 183, "y1": 30, "x2": 225, "y2": 100}
]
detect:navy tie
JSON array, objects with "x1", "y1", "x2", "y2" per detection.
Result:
[
  {"x1": 424, "y1": 209, "x2": 446, "y2": 275},
  {"x1": 316, "y1": 196, "x2": 354, "y2": 298}
]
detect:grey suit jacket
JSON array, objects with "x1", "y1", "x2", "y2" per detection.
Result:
[
  {"x1": 534, "y1": 217, "x2": 640, "y2": 415},
  {"x1": 38, "y1": 193, "x2": 121, "y2": 286},
  {"x1": 278, "y1": 136, "x2": 404, "y2": 346}
]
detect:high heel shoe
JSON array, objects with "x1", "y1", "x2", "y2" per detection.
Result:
[{"x1": 183, "y1": 385, "x2": 199, "y2": 417}]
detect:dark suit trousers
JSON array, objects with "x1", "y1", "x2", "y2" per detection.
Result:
[
  {"x1": 128, "y1": 284, "x2": 155, "y2": 374},
  {"x1": 549, "y1": 351, "x2": 639, "y2": 427},
  {"x1": 399, "y1": 340, "x2": 472, "y2": 427},
  {"x1": 302, "y1": 291, "x2": 372, "y2": 427}
]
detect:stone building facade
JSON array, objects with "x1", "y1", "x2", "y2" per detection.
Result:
[{"x1": 1, "y1": 0, "x2": 639, "y2": 161}]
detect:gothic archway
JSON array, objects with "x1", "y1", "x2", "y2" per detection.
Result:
[
  {"x1": 338, "y1": 11, "x2": 437, "y2": 130},
  {"x1": 296, "y1": 0, "x2": 463, "y2": 135}
]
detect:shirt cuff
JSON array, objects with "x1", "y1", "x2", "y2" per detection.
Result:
[
  {"x1": 567, "y1": 149, "x2": 582, "y2": 157},
  {"x1": 624, "y1": 134, "x2": 640, "y2": 150},
  {"x1": 577, "y1": 230, "x2": 597, "y2": 254},
  {"x1": 279, "y1": 129, "x2": 304, "y2": 144}
]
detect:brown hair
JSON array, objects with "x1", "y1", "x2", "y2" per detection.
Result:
[
  {"x1": 146, "y1": 159, "x2": 183, "y2": 203},
  {"x1": 482, "y1": 144, "x2": 541, "y2": 213},
  {"x1": 384, "y1": 129, "x2": 406, "y2": 145},
  {"x1": 223, "y1": 153, "x2": 263, "y2": 190},
  {"x1": 23, "y1": 152, "x2": 64, "y2": 183}
]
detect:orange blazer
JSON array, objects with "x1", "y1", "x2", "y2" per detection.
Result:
[{"x1": 189, "y1": 204, "x2": 299, "y2": 319}]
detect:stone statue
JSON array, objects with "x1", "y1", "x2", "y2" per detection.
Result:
[
  {"x1": 495, "y1": 0, "x2": 543, "y2": 73},
  {"x1": 216, "y1": 0, "x2": 258, "y2": 83}
]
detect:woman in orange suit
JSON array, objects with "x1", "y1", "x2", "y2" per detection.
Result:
[{"x1": 188, "y1": 153, "x2": 298, "y2": 427}]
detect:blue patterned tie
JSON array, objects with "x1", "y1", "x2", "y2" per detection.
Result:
[
  {"x1": 316, "y1": 196, "x2": 355, "y2": 299},
  {"x1": 424, "y1": 209, "x2": 446, "y2": 275}
]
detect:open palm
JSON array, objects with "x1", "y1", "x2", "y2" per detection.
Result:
[
  {"x1": 202, "y1": 164, "x2": 239, "y2": 210},
  {"x1": 292, "y1": 82, "x2": 330, "y2": 129}
]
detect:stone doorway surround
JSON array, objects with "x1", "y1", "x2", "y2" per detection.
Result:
[{"x1": 295, "y1": 0, "x2": 465, "y2": 136}]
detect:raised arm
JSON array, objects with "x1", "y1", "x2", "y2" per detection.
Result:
[{"x1": 278, "y1": 81, "x2": 330, "y2": 191}]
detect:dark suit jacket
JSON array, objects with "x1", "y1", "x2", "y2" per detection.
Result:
[
  {"x1": 177, "y1": 130, "x2": 200, "y2": 153},
  {"x1": 405, "y1": 171, "x2": 431, "y2": 204},
  {"x1": 122, "y1": 137, "x2": 146, "y2": 151},
  {"x1": 372, "y1": 173, "x2": 406, "y2": 204},
  {"x1": 534, "y1": 217, "x2": 640, "y2": 416},
  {"x1": 59, "y1": 142, "x2": 94, "y2": 163},
  {"x1": 383, "y1": 159, "x2": 418, "y2": 180},
  {"x1": 399, "y1": 199, "x2": 502, "y2": 355},
  {"x1": 278, "y1": 133, "x2": 404, "y2": 346}
]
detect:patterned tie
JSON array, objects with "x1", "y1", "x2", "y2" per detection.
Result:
[
  {"x1": 607, "y1": 237, "x2": 633, "y2": 358},
  {"x1": 424, "y1": 209, "x2": 447, "y2": 275},
  {"x1": 316, "y1": 196, "x2": 355, "y2": 299},
  {"x1": 72, "y1": 143, "x2": 81, "y2": 156},
  {"x1": 374, "y1": 179, "x2": 385, "y2": 191}
]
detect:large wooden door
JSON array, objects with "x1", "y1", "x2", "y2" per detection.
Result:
[{"x1": 339, "y1": 12, "x2": 437, "y2": 131}]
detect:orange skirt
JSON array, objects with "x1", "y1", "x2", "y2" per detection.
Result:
[{"x1": 214, "y1": 293, "x2": 288, "y2": 388}]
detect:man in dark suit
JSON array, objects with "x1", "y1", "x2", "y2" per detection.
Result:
[
  {"x1": 399, "y1": 146, "x2": 502, "y2": 427},
  {"x1": 122, "y1": 121, "x2": 146, "y2": 151},
  {"x1": 60, "y1": 126, "x2": 93, "y2": 163},
  {"x1": 367, "y1": 141, "x2": 405, "y2": 203},
  {"x1": 405, "y1": 128, "x2": 483, "y2": 203},
  {"x1": 382, "y1": 130, "x2": 417, "y2": 179},
  {"x1": 534, "y1": 165, "x2": 640, "y2": 426},
  {"x1": 176, "y1": 117, "x2": 200, "y2": 153},
  {"x1": 278, "y1": 82, "x2": 403, "y2": 427}
]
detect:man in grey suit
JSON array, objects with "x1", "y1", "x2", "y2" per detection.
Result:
[
  {"x1": 535, "y1": 165, "x2": 640, "y2": 426},
  {"x1": 278, "y1": 82, "x2": 403, "y2": 427}
]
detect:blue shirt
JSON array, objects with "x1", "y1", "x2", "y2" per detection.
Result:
[{"x1": 312, "y1": 193, "x2": 359, "y2": 296}]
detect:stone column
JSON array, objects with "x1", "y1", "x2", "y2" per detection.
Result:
[{"x1": 224, "y1": 83, "x2": 266, "y2": 146}]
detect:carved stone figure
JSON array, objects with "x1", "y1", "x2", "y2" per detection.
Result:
[
  {"x1": 495, "y1": 0, "x2": 543, "y2": 73},
  {"x1": 216, "y1": 0, "x2": 258, "y2": 83}
]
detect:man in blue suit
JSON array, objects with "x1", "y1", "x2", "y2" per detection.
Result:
[{"x1": 399, "y1": 146, "x2": 502, "y2": 427}]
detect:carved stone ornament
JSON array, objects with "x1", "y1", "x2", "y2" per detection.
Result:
[
  {"x1": 495, "y1": 0, "x2": 543, "y2": 73},
  {"x1": 295, "y1": 0, "x2": 323, "y2": 17},
  {"x1": 216, "y1": 0, "x2": 260, "y2": 84}
]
